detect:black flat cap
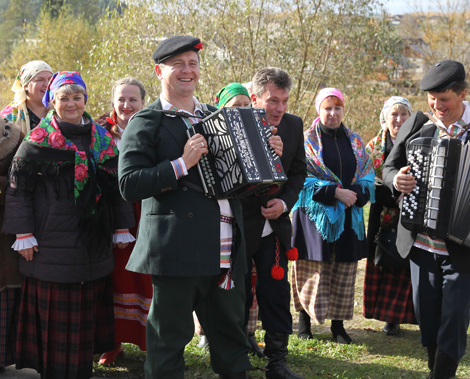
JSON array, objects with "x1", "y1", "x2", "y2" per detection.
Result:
[
  {"x1": 152, "y1": 36, "x2": 203, "y2": 64},
  {"x1": 420, "y1": 60, "x2": 466, "y2": 92}
]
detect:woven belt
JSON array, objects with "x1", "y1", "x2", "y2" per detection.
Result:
[{"x1": 220, "y1": 215, "x2": 234, "y2": 224}]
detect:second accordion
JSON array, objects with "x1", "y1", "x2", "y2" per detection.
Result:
[
  {"x1": 401, "y1": 137, "x2": 470, "y2": 247},
  {"x1": 188, "y1": 107, "x2": 287, "y2": 199}
]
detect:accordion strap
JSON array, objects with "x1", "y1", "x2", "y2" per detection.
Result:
[
  {"x1": 425, "y1": 111, "x2": 470, "y2": 139},
  {"x1": 158, "y1": 104, "x2": 213, "y2": 119}
]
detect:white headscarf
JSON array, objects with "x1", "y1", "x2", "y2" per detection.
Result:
[{"x1": 8, "y1": 60, "x2": 53, "y2": 134}]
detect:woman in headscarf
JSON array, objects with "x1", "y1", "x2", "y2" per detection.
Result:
[
  {"x1": 291, "y1": 88, "x2": 374, "y2": 344},
  {"x1": 214, "y1": 82, "x2": 251, "y2": 108},
  {"x1": 95, "y1": 77, "x2": 152, "y2": 365},
  {"x1": 363, "y1": 96, "x2": 417, "y2": 335},
  {"x1": 1, "y1": 60, "x2": 53, "y2": 134},
  {"x1": 2, "y1": 71, "x2": 135, "y2": 379}
]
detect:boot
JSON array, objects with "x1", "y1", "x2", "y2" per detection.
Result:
[
  {"x1": 219, "y1": 371, "x2": 249, "y2": 378},
  {"x1": 264, "y1": 331, "x2": 305, "y2": 379},
  {"x1": 331, "y1": 320, "x2": 352, "y2": 344},
  {"x1": 248, "y1": 332, "x2": 266, "y2": 358},
  {"x1": 433, "y1": 348, "x2": 458, "y2": 379},
  {"x1": 297, "y1": 310, "x2": 312, "y2": 340},
  {"x1": 427, "y1": 343, "x2": 437, "y2": 378},
  {"x1": 382, "y1": 322, "x2": 400, "y2": 336}
]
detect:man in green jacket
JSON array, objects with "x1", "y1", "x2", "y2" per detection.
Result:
[{"x1": 118, "y1": 35, "x2": 252, "y2": 379}]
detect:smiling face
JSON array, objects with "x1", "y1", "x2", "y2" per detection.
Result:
[
  {"x1": 25, "y1": 70, "x2": 52, "y2": 104},
  {"x1": 319, "y1": 96, "x2": 344, "y2": 128},
  {"x1": 251, "y1": 82, "x2": 289, "y2": 127},
  {"x1": 53, "y1": 88, "x2": 86, "y2": 125},
  {"x1": 386, "y1": 104, "x2": 410, "y2": 140},
  {"x1": 428, "y1": 89, "x2": 466, "y2": 127},
  {"x1": 155, "y1": 50, "x2": 200, "y2": 102},
  {"x1": 113, "y1": 84, "x2": 145, "y2": 128}
]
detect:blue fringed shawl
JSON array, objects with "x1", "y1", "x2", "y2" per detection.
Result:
[{"x1": 292, "y1": 121, "x2": 375, "y2": 242}]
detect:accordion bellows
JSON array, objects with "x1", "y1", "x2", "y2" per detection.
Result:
[
  {"x1": 189, "y1": 107, "x2": 287, "y2": 199},
  {"x1": 402, "y1": 137, "x2": 470, "y2": 247}
]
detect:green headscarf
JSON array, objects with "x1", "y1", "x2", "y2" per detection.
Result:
[{"x1": 214, "y1": 82, "x2": 250, "y2": 108}]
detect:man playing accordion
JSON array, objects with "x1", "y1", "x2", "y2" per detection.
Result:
[{"x1": 383, "y1": 60, "x2": 470, "y2": 379}]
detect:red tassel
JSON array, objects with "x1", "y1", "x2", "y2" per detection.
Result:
[
  {"x1": 271, "y1": 265, "x2": 284, "y2": 280},
  {"x1": 286, "y1": 247, "x2": 298, "y2": 261}
]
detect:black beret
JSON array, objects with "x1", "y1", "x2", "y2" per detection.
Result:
[
  {"x1": 152, "y1": 36, "x2": 203, "y2": 64},
  {"x1": 420, "y1": 60, "x2": 466, "y2": 92}
]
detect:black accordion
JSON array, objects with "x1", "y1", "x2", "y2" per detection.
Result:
[
  {"x1": 401, "y1": 137, "x2": 470, "y2": 247},
  {"x1": 188, "y1": 107, "x2": 287, "y2": 199}
]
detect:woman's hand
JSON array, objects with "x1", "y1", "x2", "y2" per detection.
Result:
[
  {"x1": 335, "y1": 187, "x2": 357, "y2": 208},
  {"x1": 114, "y1": 242, "x2": 129, "y2": 249},
  {"x1": 18, "y1": 246, "x2": 38, "y2": 261}
]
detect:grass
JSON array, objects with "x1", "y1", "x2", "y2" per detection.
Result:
[
  {"x1": 92, "y1": 258, "x2": 470, "y2": 378},
  {"x1": 92, "y1": 207, "x2": 470, "y2": 378}
]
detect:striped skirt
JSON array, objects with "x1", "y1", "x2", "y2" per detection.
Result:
[
  {"x1": 16, "y1": 276, "x2": 114, "y2": 379},
  {"x1": 291, "y1": 259, "x2": 358, "y2": 324},
  {"x1": 0, "y1": 287, "x2": 21, "y2": 368},
  {"x1": 363, "y1": 258, "x2": 416, "y2": 324}
]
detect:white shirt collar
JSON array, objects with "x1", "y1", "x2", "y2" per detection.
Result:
[{"x1": 159, "y1": 95, "x2": 203, "y2": 116}]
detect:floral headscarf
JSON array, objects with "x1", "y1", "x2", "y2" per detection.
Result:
[
  {"x1": 368, "y1": 96, "x2": 412, "y2": 179},
  {"x1": 379, "y1": 96, "x2": 412, "y2": 130},
  {"x1": 0, "y1": 60, "x2": 53, "y2": 134},
  {"x1": 43, "y1": 71, "x2": 88, "y2": 108},
  {"x1": 214, "y1": 82, "x2": 250, "y2": 108}
]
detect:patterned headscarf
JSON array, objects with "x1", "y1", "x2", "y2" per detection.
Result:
[
  {"x1": 0, "y1": 60, "x2": 53, "y2": 134},
  {"x1": 379, "y1": 96, "x2": 412, "y2": 130},
  {"x1": 368, "y1": 96, "x2": 412, "y2": 179},
  {"x1": 214, "y1": 82, "x2": 250, "y2": 108},
  {"x1": 43, "y1": 71, "x2": 88, "y2": 108}
]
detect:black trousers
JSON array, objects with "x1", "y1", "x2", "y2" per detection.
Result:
[
  {"x1": 245, "y1": 233, "x2": 293, "y2": 334},
  {"x1": 409, "y1": 247, "x2": 470, "y2": 362}
]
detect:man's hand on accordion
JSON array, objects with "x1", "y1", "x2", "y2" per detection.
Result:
[
  {"x1": 182, "y1": 133, "x2": 209, "y2": 170},
  {"x1": 269, "y1": 133, "x2": 283, "y2": 157},
  {"x1": 393, "y1": 166, "x2": 416, "y2": 194}
]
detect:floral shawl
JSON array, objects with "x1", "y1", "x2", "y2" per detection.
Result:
[
  {"x1": 366, "y1": 128, "x2": 387, "y2": 180},
  {"x1": 292, "y1": 120, "x2": 375, "y2": 242},
  {"x1": 12, "y1": 110, "x2": 118, "y2": 211},
  {"x1": 366, "y1": 129, "x2": 399, "y2": 228}
]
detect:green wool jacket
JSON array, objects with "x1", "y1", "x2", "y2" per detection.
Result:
[{"x1": 118, "y1": 98, "x2": 246, "y2": 277}]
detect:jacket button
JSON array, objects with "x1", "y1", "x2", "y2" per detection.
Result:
[
  {"x1": 182, "y1": 186, "x2": 187, "y2": 191},
  {"x1": 188, "y1": 213, "x2": 193, "y2": 218}
]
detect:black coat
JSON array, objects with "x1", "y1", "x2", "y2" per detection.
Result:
[
  {"x1": 240, "y1": 112, "x2": 307, "y2": 257},
  {"x1": 2, "y1": 121, "x2": 134, "y2": 283},
  {"x1": 292, "y1": 123, "x2": 369, "y2": 262}
]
